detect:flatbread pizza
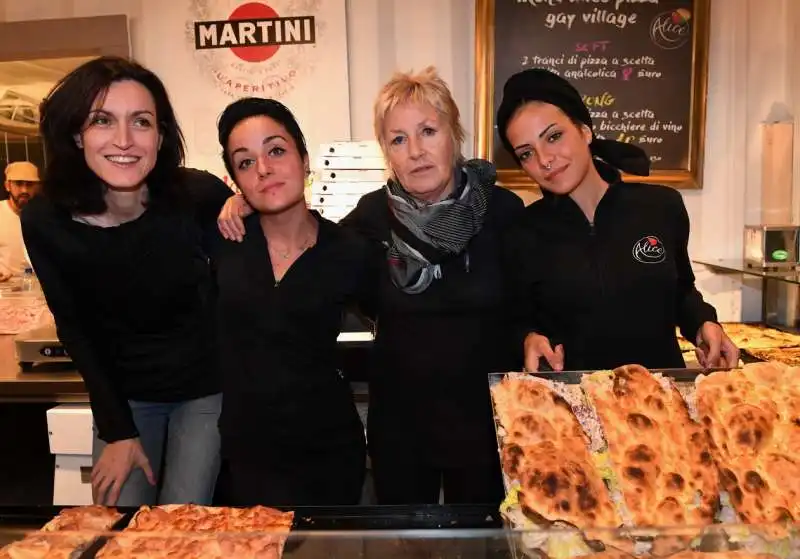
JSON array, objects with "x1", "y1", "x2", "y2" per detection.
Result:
[
  {"x1": 745, "y1": 347, "x2": 800, "y2": 366},
  {"x1": 581, "y1": 365, "x2": 720, "y2": 527},
  {"x1": 96, "y1": 533, "x2": 285, "y2": 559},
  {"x1": 719, "y1": 324, "x2": 800, "y2": 350},
  {"x1": 0, "y1": 506, "x2": 122, "y2": 559},
  {"x1": 41, "y1": 505, "x2": 122, "y2": 532},
  {"x1": 0, "y1": 533, "x2": 97, "y2": 559},
  {"x1": 126, "y1": 504, "x2": 294, "y2": 533},
  {"x1": 696, "y1": 362, "x2": 800, "y2": 523},
  {"x1": 492, "y1": 375, "x2": 621, "y2": 530}
]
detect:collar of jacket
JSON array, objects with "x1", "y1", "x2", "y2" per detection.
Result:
[{"x1": 537, "y1": 159, "x2": 624, "y2": 229}]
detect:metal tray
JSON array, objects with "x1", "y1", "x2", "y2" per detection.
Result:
[
  {"x1": 0, "y1": 504, "x2": 505, "y2": 559},
  {"x1": 489, "y1": 363, "x2": 758, "y2": 387},
  {"x1": 0, "y1": 504, "x2": 502, "y2": 532}
]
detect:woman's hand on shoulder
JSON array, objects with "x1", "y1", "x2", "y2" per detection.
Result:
[
  {"x1": 217, "y1": 193, "x2": 253, "y2": 242},
  {"x1": 523, "y1": 332, "x2": 564, "y2": 372}
]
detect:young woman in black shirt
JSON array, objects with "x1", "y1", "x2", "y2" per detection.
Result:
[
  {"x1": 21, "y1": 57, "x2": 232, "y2": 506},
  {"x1": 495, "y1": 68, "x2": 739, "y2": 372},
  {"x1": 212, "y1": 98, "x2": 372, "y2": 506}
]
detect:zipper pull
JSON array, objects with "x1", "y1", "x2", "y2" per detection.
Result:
[{"x1": 465, "y1": 251, "x2": 471, "y2": 273}]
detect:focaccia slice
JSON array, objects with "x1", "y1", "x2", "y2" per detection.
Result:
[
  {"x1": 720, "y1": 323, "x2": 800, "y2": 350},
  {"x1": 746, "y1": 347, "x2": 800, "y2": 366},
  {"x1": 0, "y1": 533, "x2": 96, "y2": 559},
  {"x1": 96, "y1": 533, "x2": 287, "y2": 559},
  {"x1": 696, "y1": 362, "x2": 800, "y2": 523},
  {"x1": 581, "y1": 365, "x2": 720, "y2": 527},
  {"x1": 492, "y1": 375, "x2": 621, "y2": 529},
  {"x1": 41, "y1": 505, "x2": 123, "y2": 532},
  {"x1": 127, "y1": 504, "x2": 293, "y2": 533}
]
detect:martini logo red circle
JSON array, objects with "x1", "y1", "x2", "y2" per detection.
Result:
[
  {"x1": 229, "y1": 2, "x2": 280, "y2": 62},
  {"x1": 193, "y1": 2, "x2": 316, "y2": 64}
]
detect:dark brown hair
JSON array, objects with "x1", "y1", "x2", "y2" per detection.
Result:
[{"x1": 39, "y1": 56, "x2": 186, "y2": 214}]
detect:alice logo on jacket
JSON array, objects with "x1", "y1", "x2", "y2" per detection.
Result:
[{"x1": 632, "y1": 236, "x2": 666, "y2": 264}]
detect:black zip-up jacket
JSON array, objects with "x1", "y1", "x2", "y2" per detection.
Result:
[
  {"x1": 503, "y1": 172, "x2": 717, "y2": 371},
  {"x1": 340, "y1": 185, "x2": 524, "y2": 467}
]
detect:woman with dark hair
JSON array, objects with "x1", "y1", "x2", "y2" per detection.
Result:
[
  {"x1": 212, "y1": 97, "x2": 373, "y2": 506},
  {"x1": 21, "y1": 56, "x2": 233, "y2": 506},
  {"x1": 496, "y1": 68, "x2": 738, "y2": 372},
  {"x1": 218, "y1": 69, "x2": 524, "y2": 505}
]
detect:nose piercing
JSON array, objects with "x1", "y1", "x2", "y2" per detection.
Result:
[{"x1": 544, "y1": 162, "x2": 552, "y2": 170}]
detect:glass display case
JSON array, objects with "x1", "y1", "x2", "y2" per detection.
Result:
[
  {"x1": 693, "y1": 258, "x2": 800, "y2": 330},
  {"x1": 0, "y1": 505, "x2": 798, "y2": 559}
]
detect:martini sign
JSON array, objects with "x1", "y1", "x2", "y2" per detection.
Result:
[{"x1": 188, "y1": 1, "x2": 320, "y2": 98}]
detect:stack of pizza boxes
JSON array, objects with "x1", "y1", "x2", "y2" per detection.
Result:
[
  {"x1": 46, "y1": 404, "x2": 94, "y2": 505},
  {"x1": 307, "y1": 140, "x2": 387, "y2": 222}
]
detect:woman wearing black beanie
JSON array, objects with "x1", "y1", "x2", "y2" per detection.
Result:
[{"x1": 497, "y1": 68, "x2": 738, "y2": 372}]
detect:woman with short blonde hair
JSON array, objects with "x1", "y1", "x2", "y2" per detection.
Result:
[
  {"x1": 373, "y1": 66, "x2": 465, "y2": 168},
  {"x1": 340, "y1": 67, "x2": 525, "y2": 504}
]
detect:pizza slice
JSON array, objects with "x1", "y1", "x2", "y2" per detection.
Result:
[
  {"x1": 96, "y1": 533, "x2": 285, "y2": 559},
  {"x1": 41, "y1": 505, "x2": 123, "y2": 532},
  {"x1": 491, "y1": 375, "x2": 621, "y2": 530},
  {"x1": 581, "y1": 365, "x2": 720, "y2": 527},
  {"x1": 126, "y1": 504, "x2": 293, "y2": 533},
  {"x1": 696, "y1": 363, "x2": 800, "y2": 523},
  {"x1": 0, "y1": 533, "x2": 97, "y2": 559},
  {"x1": 0, "y1": 506, "x2": 123, "y2": 559},
  {"x1": 745, "y1": 347, "x2": 800, "y2": 366},
  {"x1": 720, "y1": 323, "x2": 800, "y2": 350}
]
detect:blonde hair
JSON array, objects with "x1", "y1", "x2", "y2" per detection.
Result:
[{"x1": 373, "y1": 66, "x2": 465, "y2": 162}]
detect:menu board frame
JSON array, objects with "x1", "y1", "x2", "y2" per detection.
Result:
[{"x1": 474, "y1": 0, "x2": 711, "y2": 190}]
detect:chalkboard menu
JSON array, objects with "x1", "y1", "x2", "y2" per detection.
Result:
[{"x1": 474, "y1": 0, "x2": 709, "y2": 189}]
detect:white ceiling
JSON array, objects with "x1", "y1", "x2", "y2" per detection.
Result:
[
  {"x1": 0, "y1": 57, "x2": 94, "y2": 135},
  {"x1": 0, "y1": 57, "x2": 91, "y2": 88},
  {"x1": 0, "y1": 56, "x2": 94, "y2": 104}
]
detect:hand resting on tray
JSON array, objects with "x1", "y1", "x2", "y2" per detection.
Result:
[
  {"x1": 523, "y1": 332, "x2": 564, "y2": 372},
  {"x1": 695, "y1": 321, "x2": 739, "y2": 369}
]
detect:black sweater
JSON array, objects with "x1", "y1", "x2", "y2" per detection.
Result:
[
  {"x1": 502, "y1": 176, "x2": 717, "y2": 371},
  {"x1": 340, "y1": 186, "x2": 525, "y2": 466},
  {"x1": 211, "y1": 212, "x2": 378, "y2": 458},
  {"x1": 21, "y1": 169, "x2": 232, "y2": 443}
]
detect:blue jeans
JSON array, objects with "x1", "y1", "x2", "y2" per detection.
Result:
[{"x1": 92, "y1": 393, "x2": 222, "y2": 506}]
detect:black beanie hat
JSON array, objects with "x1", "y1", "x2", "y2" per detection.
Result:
[{"x1": 496, "y1": 68, "x2": 650, "y2": 177}]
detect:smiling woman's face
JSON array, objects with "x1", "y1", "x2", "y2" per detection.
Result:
[
  {"x1": 227, "y1": 115, "x2": 307, "y2": 215},
  {"x1": 78, "y1": 79, "x2": 162, "y2": 191},
  {"x1": 382, "y1": 102, "x2": 455, "y2": 203},
  {"x1": 504, "y1": 101, "x2": 593, "y2": 195}
]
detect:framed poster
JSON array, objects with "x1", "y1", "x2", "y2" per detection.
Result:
[{"x1": 475, "y1": 0, "x2": 710, "y2": 189}]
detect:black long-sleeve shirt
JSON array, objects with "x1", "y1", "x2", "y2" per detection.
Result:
[
  {"x1": 502, "y1": 171, "x2": 717, "y2": 371},
  {"x1": 21, "y1": 169, "x2": 232, "y2": 443},
  {"x1": 210, "y1": 212, "x2": 378, "y2": 458},
  {"x1": 340, "y1": 186, "x2": 525, "y2": 467}
]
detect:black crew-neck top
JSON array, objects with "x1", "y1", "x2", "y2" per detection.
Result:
[{"x1": 21, "y1": 168, "x2": 232, "y2": 443}]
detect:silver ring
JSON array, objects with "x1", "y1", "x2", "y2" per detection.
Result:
[{"x1": 544, "y1": 163, "x2": 552, "y2": 170}]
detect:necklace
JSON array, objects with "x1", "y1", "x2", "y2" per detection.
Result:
[{"x1": 270, "y1": 236, "x2": 314, "y2": 260}]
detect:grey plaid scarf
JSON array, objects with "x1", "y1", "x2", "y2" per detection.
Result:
[{"x1": 385, "y1": 158, "x2": 496, "y2": 294}]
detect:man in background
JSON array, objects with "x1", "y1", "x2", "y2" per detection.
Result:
[{"x1": 0, "y1": 161, "x2": 40, "y2": 281}]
